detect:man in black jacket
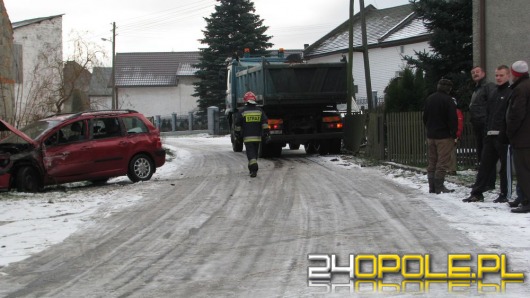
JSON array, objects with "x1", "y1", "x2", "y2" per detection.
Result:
[
  {"x1": 463, "y1": 65, "x2": 511, "y2": 203},
  {"x1": 234, "y1": 91, "x2": 269, "y2": 178},
  {"x1": 423, "y1": 79, "x2": 458, "y2": 194},
  {"x1": 469, "y1": 66, "x2": 496, "y2": 165},
  {"x1": 505, "y1": 61, "x2": 530, "y2": 213}
]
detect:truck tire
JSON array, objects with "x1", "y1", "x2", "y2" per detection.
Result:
[
  {"x1": 261, "y1": 143, "x2": 282, "y2": 158},
  {"x1": 304, "y1": 142, "x2": 317, "y2": 154},
  {"x1": 329, "y1": 138, "x2": 342, "y2": 154},
  {"x1": 316, "y1": 141, "x2": 330, "y2": 155},
  {"x1": 231, "y1": 133, "x2": 243, "y2": 152},
  {"x1": 289, "y1": 143, "x2": 300, "y2": 150},
  {"x1": 16, "y1": 166, "x2": 43, "y2": 192}
]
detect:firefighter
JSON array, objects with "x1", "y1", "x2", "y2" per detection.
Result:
[{"x1": 234, "y1": 91, "x2": 269, "y2": 177}]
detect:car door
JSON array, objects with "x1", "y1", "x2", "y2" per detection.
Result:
[
  {"x1": 42, "y1": 120, "x2": 93, "y2": 182},
  {"x1": 88, "y1": 117, "x2": 129, "y2": 176}
]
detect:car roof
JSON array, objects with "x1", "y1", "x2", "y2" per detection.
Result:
[{"x1": 43, "y1": 110, "x2": 140, "y2": 121}]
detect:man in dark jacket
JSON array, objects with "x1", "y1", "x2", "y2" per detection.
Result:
[
  {"x1": 463, "y1": 65, "x2": 511, "y2": 202},
  {"x1": 423, "y1": 79, "x2": 458, "y2": 194},
  {"x1": 469, "y1": 66, "x2": 496, "y2": 164},
  {"x1": 505, "y1": 61, "x2": 530, "y2": 213},
  {"x1": 234, "y1": 91, "x2": 269, "y2": 178}
]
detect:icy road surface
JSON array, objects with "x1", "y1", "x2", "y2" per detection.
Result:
[{"x1": 0, "y1": 135, "x2": 528, "y2": 297}]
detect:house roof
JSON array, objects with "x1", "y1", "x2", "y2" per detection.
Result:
[
  {"x1": 12, "y1": 14, "x2": 64, "y2": 29},
  {"x1": 89, "y1": 67, "x2": 112, "y2": 96},
  {"x1": 115, "y1": 52, "x2": 199, "y2": 87},
  {"x1": 304, "y1": 4, "x2": 430, "y2": 58}
]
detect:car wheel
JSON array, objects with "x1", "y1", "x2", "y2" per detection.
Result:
[
  {"x1": 127, "y1": 154, "x2": 154, "y2": 182},
  {"x1": 16, "y1": 166, "x2": 42, "y2": 192}
]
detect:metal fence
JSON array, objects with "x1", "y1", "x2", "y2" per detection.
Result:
[
  {"x1": 148, "y1": 109, "x2": 229, "y2": 135},
  {"x1": 365, "y1": 111, "x2": 478, "y2": 169},
  {"x1": 147, "y1": 112, "x2": 207, "y2": 132}
]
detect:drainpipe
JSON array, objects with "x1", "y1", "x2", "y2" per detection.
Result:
[{"x1": 479, "y1": 0, "x2": 486, "y2": 68}]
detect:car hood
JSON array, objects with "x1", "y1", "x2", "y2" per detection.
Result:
[{"x1": 0, "y1": 119, "x2": 39, "y2": 147}]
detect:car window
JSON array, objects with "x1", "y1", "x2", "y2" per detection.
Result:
[
  {"x1": 1, "y1": 120, "x2": 61, "y2": 144},
  {"x1": 122, "y1": 117, "x2": 148, "y2": 134},
  {"x1": 92, "y1": 117, "x2": 122, "y2": 139},
  {"x1": 44, "y1": 121, "x2": 86, "y2": 146}
]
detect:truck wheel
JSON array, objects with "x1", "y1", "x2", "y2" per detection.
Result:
[
  {"x1": 329, "y1": 138, "x2": 342, "y2": 154},
  {"x1": 304, "y1": 142, "x2": 317, "y2": 154},
  {"x1": 289, "y1": 143, "x2": 300, "y2": 150},
  {"x1": 260, "y1": 143, "x2": 282, "y2": 158},
  {"x1": 271, "y1": 144, "x2": 282, "y2": 157},
  {"x1": 316, "y1": 141, "x2": 330, "y2": 155},
  {"x1": 232, "y1": 134, "x2": 243, "y2": 152},
  {"x1": 127, "y1": 154, "x2": 154, "y2": 182},
  {"x1": 16, "y1": 166, "x2": 43, "y2": 192}
]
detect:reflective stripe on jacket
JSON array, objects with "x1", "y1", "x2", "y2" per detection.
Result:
[{"x1": 234, "y1": 104, "x2": 268, "y2": 143}]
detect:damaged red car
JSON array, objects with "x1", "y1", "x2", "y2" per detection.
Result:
[{"x1": 0, "y1": 110, "x2": 166, "y2": 192}]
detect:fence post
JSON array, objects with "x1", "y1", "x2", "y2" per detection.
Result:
[
  {"x1": 188, "y1": 112, "x2": 193, "y2": 131},
  {"x1": 207, "y1": 106, "x2": 220, "y2": 135},
  {"x1": 155, "y1": 115, "x2": 161, "y2": 130},
  {"x1": 171, "y1": 113, "x2": 177, "y2": 131}
]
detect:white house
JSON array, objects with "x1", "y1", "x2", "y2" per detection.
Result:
[
  {"x1": 303, "y1": 4, "x2": 431, "y2": 108},
  {"x1": 11, "y1": 15, "x2": 63, "y2": 125},
  {"x1": 114, "y1": 52, "x2": 200, "y2": 119}
]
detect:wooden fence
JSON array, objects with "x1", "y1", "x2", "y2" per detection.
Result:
[{"x1": 365, "y1": 111, "x2": 478, "y2": 169}]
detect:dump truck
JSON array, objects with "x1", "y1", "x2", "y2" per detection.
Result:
[{"x1": 225, "y1": 49, "x2": 348, "y2": 157}]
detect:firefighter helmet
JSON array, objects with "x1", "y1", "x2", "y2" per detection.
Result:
[{"x1": 243, "y1": 91, "x2": 257, "y2": 104}]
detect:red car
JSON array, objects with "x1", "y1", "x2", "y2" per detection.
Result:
[{"x1": 0, "y1": 110, "x2": 166, "y2": 192}]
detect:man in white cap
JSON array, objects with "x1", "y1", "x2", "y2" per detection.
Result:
[{"x1": 505, "y1": 60, "x2": 530, "y2": 213}]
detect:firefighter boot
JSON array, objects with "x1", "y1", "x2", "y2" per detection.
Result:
[
  {"x1": 434, "y1": 173, "x2": 454, "y2": 194},
  {"x1": 428, "y1": 172, "x2": 435, "y2": 193},
  {"x1": 248, "y1": 161, "x2": 258, "y2": 178}
]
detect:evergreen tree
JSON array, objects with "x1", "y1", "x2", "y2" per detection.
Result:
[
  {"x1": 404, "y1": 0, "x2": 473, "y2": 106},
  {"x1": 194, "y1": 0, "x2": 273, "y2": 115},
  {"x1": 384, "y1": 67, "x2": 426, "y2": 112}
]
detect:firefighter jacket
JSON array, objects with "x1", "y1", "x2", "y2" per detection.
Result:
[{"x1": 234, "y1": 104, "x2": 269, "y2": 143}]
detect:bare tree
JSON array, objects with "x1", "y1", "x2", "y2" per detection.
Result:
[{"x1": 13, "y1": 31, "x2": 107, "y2": 127}]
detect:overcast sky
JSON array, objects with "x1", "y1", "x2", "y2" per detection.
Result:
[{"x1": 4, "y1": 0, "x2": 410, "y2": 60}]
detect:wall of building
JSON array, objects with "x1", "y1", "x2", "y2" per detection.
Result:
[
  {"x1": 13, "y1": 16, "x2": 62, "y2": 124},
  {"x1": 0, "y1": 2, "x2": 15, "y2": 123},
  {"x1": 307, "y1": 41, "x2": 431, "y2": 101},
  {"x1": 118, "y1": 76, "x2": 199, "y2": 118},
  {"x1": 473, "y1": 0, "x2": 530, "y2": 78}
]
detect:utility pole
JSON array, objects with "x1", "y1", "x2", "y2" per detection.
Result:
[
  {"x1": 111, "y1": 22, "x2": 116, "y2": 109},
  {"x1": 360, "y1": 0, "x2": 373, "y2": 110},
  {"x1": 343, "y1": 0, "x2": 355, "y2": 151}
]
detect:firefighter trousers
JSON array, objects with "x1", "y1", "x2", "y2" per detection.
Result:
[{"x1": 244, "y1": 141, "x2": 260, "y2": 173}]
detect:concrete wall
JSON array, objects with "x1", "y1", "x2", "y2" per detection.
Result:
[
  {"x1": 0, "y1": 1, "x2": 15, "y2": 122},
  {"x1": 13, "y1": 16, "x2": 62, "y2": 125},
  {"x1": 118, "y1": 76, "x2": 199, "y2": 118},
  {"x1": 307, "y1": 41, "x2": 431, "y2": 100},
  {"x1": 473, "y1": 0, "x2": 530, "y2": 78}
]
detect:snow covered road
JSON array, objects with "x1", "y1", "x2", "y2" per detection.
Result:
[{"x1": 0, "y1": 135, "x2": 528, "y2": 297}]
